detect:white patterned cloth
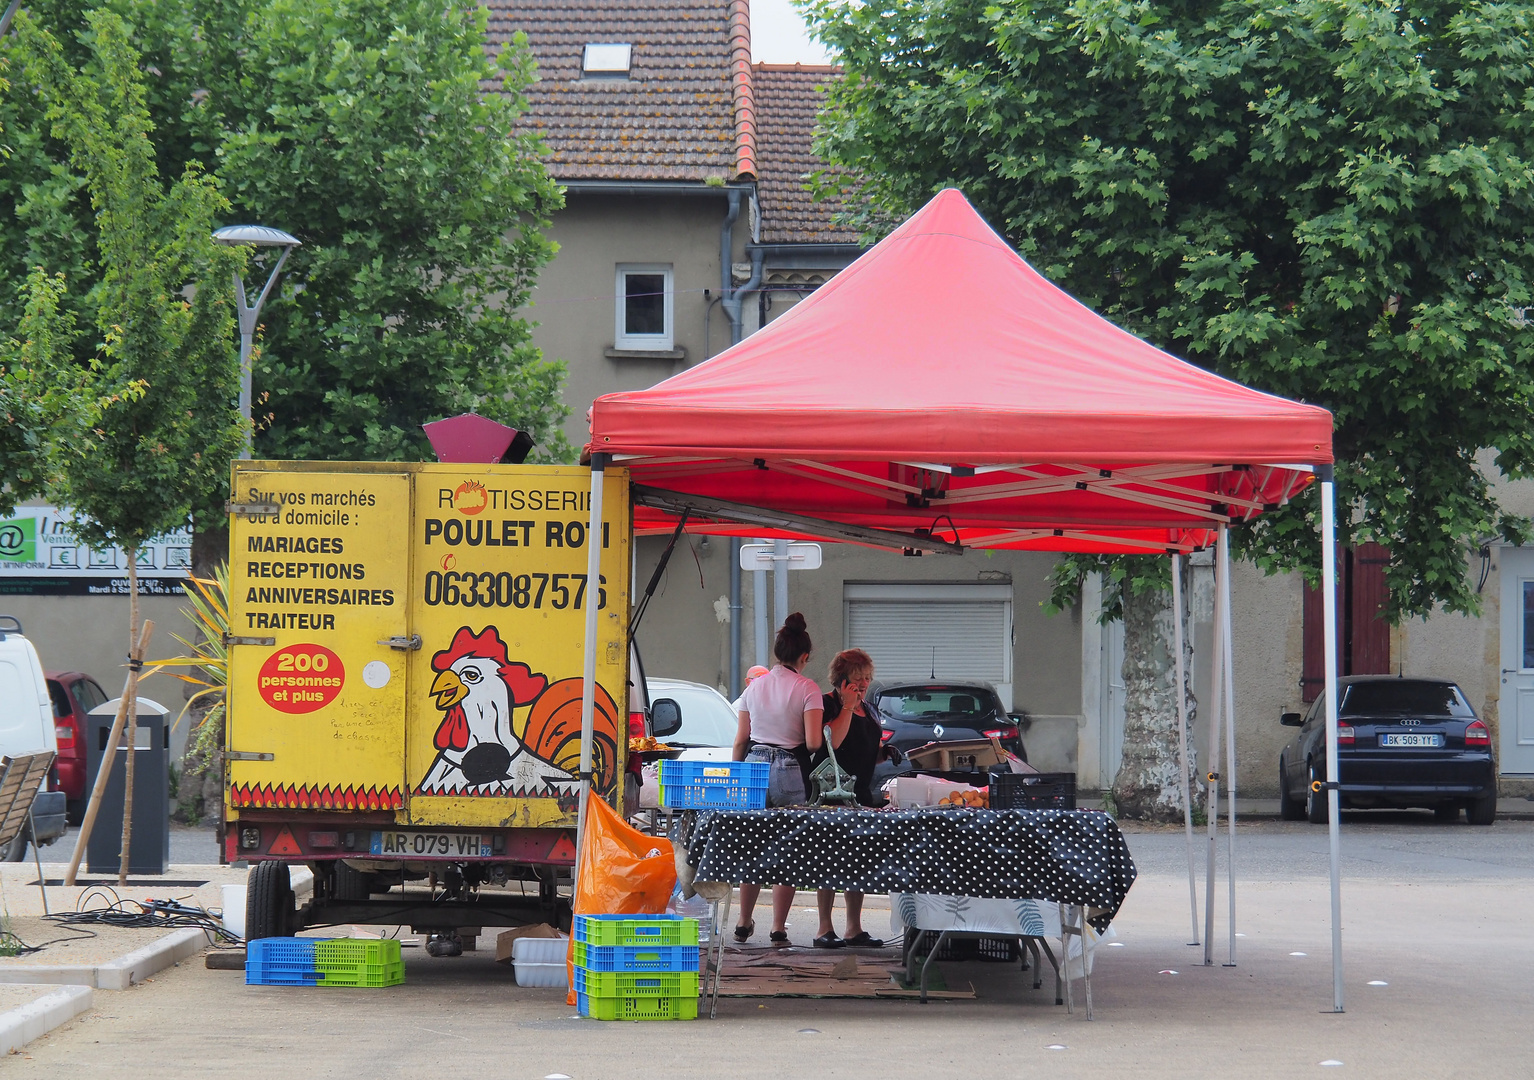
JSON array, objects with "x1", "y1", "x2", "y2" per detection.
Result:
[{"x1": 889, "y1": 893, "x2": 1111, "y2": 975}]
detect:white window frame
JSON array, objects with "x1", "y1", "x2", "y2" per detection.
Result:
[{"x1": 615, "y1": 264, "x2": 674, "y2": 352}]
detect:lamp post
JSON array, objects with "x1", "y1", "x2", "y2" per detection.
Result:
[{"x1": 211, "y1": 225, "x2": 301, "y2": 459}]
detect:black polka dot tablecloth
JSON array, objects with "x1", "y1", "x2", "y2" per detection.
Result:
[{"x1": 683, "y1": 807, "x2": 1138, "y2": 931}]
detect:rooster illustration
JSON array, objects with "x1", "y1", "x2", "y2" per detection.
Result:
[{"x1": 415, "y1": 626, "x2": 620, "y2": 797}]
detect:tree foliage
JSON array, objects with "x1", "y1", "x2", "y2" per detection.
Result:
[
  {"x1": 0, "y1": 265, "x2": 99, "y2": 518},
  {"x1": 14, "y1": 7, "x2": 245, "y2": 551},
  {"x1": 1, "y1": 0, "x2": 568, "y2": 480},
  {"x1": 806, "y1": 0, "x2": 1534, "y2": 619}
]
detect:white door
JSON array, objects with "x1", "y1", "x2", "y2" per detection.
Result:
[
  {"x1": 844, "y1": 583, "x2": 1013, "y2": 708},
  {"x1": 1498, "y1": 547, "x2": 1534, "y2": 774}
]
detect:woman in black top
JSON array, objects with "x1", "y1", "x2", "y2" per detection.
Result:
[{"x1": 810, "y1": 649, "x2": 886, "y2": 948}]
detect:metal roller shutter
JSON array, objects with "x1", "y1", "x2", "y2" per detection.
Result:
[{"x1": 844, "y1": 583, "x2": 1013, "y2": 708}]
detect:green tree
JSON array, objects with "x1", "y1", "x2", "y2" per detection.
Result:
[
  {"x1": 0, "y1": 266, "x2": 95, "y2": 518},
  {"x1": 17, "y1": 7, "x2": 246, "y2": 559},
  {"x1": 808, "y1": 0, "x2": 1534, "y2": 617},
  {"x1": 807, "y1": 0, "x2": 1534, "y2": 816},
  {"x1": 2, "y1": 0, "x2": 568, "y2": 474}
]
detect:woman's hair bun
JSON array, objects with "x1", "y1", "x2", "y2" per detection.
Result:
[{"x1": 783, "y1": 612, "x2": 807, "y2": 632}]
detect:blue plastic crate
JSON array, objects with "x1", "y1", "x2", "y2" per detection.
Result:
[
  {"x1": 247, "y1": 938, "x2": 319, "y2": 964},
  {"x1": 573, "y1": 914, "x2": 698, "y2": 948},
  {"x1": 245, "y1": 938, "x2": 323, "y2": 986},
  {"x1": 574, "y1": 940, "x2": 700, "y2": 972},
  {"x1": 659, "y1": 760, "x2": 768, "y2": 810}
]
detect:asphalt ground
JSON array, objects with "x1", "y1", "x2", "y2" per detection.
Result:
[{"x1": 4, "y1": 816, "x2": 1530, "y2": 1078}]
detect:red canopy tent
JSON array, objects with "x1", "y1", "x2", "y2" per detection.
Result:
[
  {"x1": 572, "y1": 189, "x2": 1347, "y2": 1011},
  {"x1": 589, "y1": 187, "x2": 1331, "y2": 556}
]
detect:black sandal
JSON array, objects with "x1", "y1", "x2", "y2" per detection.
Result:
[
  {"x1": 733, "y1": 921, "x2": 755, "y2": 943},
  {"x1": 843, "y1": 932, "x2": 883, "y2": 948},
  {"x1": 769, "y1": 930, "x2": 789, "y2": 946},
  {"x1": 812, "y1": 932, "x2": 846, "y2": 949}
]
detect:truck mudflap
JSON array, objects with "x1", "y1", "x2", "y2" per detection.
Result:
[{"x1": 228, "y1": 818, "x2": 577, "y2": 866}]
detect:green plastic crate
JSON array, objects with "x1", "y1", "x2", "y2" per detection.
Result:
[
  {"x1": 573, "y1": 915, "x2": 698, "y2": 948},
  {"x1": 573, "y1": 968, "x2": 699, "y2": 998},
  {"x1": 577, "y1": 992, "x2": 698, "y2": 1021},
  {"x1": 317, "y1": 960, "x2": 405, "y2": 988},
  {"x1": 315, "y1": 939, "x2": 402, "y2": 968}
]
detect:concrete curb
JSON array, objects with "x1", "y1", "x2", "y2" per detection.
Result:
[
  {"x1": 0, "y1": 985, "x2": 92, "y2": 1054},
  {"x1": 0, "y1": 928, "x2": 209, "y2": 990}
]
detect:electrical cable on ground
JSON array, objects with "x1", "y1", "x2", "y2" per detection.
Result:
[{"x1": 39, "y1": 889, "x2": 243, "y2": 949}]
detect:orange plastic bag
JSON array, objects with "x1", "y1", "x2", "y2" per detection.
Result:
[{"x1": 564, "y1": 792, "x2": 676, "y2": 1004}]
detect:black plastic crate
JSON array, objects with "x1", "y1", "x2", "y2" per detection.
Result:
[
  {"x1": 989, "y1": 771, "x2": 1077, "y2": 810},
  {"x1": 905, "y1": 930, "x2": 1020, "y2": 963}
]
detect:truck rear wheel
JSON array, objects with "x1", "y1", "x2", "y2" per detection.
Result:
[
  {"x1": 246, "y1": 861, "x2": 295, "y2": 940},
  {"x1": 332, "y1": 861, "x2": 376, "y2": 901}
]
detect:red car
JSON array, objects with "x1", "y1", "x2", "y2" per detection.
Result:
[{"x1": 46, "y1": 671, "x2": 109, "y2": 824}]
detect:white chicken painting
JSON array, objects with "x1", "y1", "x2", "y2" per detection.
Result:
[{"x1": 415, "y1": 626, "x2": 580, "y2": 797}]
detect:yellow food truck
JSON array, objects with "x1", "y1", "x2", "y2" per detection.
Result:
[{"x1": 224, "y1": 458, "x2": 632, "y2": 944}]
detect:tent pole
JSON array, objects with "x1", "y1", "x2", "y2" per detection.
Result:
[
  {"x1": 1171, "y1": 554, "x2": 1199, "y2": 946},
  {"x1": 1220, "y1": 525, "x2": 1238, "y2": 966},
  {"x1": 1320, "y1": 466, "x2": 1344, "y2": 1012},
  {"x1": 574, "y1": 454, "x2": 609, "y2": 890},
  {"x1": 753, "y1": 551, "x2": 769, "y2": 669},
  {"x1": 773, "y1": 539, "x2": 789, "y2": 631},
  {"x1": 1203, "y1": 543, "x2": 1224, "y2": 965}
]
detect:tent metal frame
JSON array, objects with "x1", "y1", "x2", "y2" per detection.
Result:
[{"x1": 576, "y1": 461, "x2": 1347, "y2": 1014}]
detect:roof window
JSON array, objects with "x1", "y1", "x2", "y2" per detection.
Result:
[{"x1": 582, "y1": 43, "x2": 632, "y2": 79}]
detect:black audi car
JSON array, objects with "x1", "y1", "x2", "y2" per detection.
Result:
[
  {"x1": 867, "y1": 681, "x2": 1027, "y2": 789},
  {"x1": 1277, "y1": 676, "x2": 1496, "y2": 825}
]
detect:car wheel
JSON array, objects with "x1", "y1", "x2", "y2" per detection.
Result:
[
  {"x1": 1433, "y1": 803, "x2": 1461, "y2": 823},
  {"x1": 1467, "y1": 792, "x2": 1497, "y2": 827},
  {"x1": 1, "y1": 832, "x2": 27, "y2": 862},
  {"x1": 1278, "y1": 759, "x2": 1305, "y2": 821},
  {"x1": 1305, "y1": 761, "x2": 1329, "y2": 824},
  {"x1": 246, "y1": 861, "x2": 295, "y2": 940}
]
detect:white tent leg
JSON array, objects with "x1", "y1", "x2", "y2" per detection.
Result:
[
  {"x1": 1320, "y1": 468, "x2": 1344, "y2": 1012},
  {"x1": 1171, "y1": 555, "x2": 1199, "y2": 946},
  {"x1": 1220, "y1": 525, "x2": 1238, "y2": 967},
  {"x1": 573, "y1": 455, "x2": 608, "y2": 890},
  {"x1": 1203, "y1": 542, "x2": 1225, "y2": 966}
]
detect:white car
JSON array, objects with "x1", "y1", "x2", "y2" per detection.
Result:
[
  {"x1": 636, "y1": 678, "x2": 738, "y2": 810},
  {"x1": 0, "y1": 616, "x2": 66, "y2": 858},
  {"x1": 646, "y1": 678, "x2": 738, "y2": 761}
]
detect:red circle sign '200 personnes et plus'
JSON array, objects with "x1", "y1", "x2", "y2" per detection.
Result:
[{"x1": 259, "y1": 643, "x2": 346, "y2": 713}]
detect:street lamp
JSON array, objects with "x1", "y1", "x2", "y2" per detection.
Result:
[{"x1": 212, "y1": 225, "x2": 301, "y2": 459}]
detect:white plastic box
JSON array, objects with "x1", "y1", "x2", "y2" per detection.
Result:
[{"x1": 512, "y1": 936, "x2": 569, "y2": 988}]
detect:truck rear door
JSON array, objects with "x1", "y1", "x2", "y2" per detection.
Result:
[{"x1": 227, "y1": 467, "x2": 412, "y2": 812}]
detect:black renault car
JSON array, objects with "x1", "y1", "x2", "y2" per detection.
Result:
[
  {"x1": 1277, "y1": 676, "x2": 1496, "y2": 825},
  {"x1": 868, "y1": 681, "x2": 1027, "y2": 789}
]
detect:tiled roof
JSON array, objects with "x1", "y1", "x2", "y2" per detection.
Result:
[
  {"x1": 484, "y1": 0, "x2": 754, "y2": 182},
  {"x1": 752, "y1": 64, "x2": 858, "y2": 244}
]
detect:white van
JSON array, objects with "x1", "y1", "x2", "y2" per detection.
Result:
[{"x1": 0, "y1": 616, "x2": 67, "y2": 858}]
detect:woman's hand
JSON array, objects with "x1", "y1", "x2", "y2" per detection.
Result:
[{"x1": 837, "y1": 683, "x2": 862, "y2": 712}]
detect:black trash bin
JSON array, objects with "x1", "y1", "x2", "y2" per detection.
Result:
[{"x1": 84, "y1": 697, "x2": 170, "y2": 875}]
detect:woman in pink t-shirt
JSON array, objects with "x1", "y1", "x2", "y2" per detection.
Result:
[{"x1": 731, "y1": 612, "x2": 824, "y2": 945}]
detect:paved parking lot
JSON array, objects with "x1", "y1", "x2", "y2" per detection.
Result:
[{"x1": 5, "y1": 816, "x2": 1530, "y2": 1079}]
